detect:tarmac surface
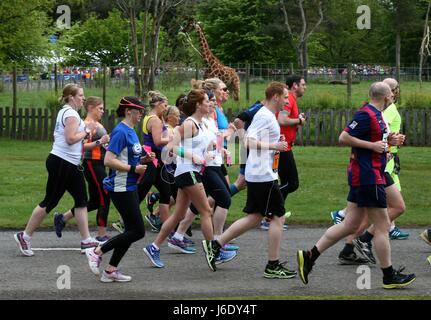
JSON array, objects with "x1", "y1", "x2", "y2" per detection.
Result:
[{"x1": 2, "y1": 227, "x2": 431, "y2": 300}]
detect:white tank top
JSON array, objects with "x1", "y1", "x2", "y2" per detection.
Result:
[
  {"x1": 50, "y1": 105, "x2": 85, "y2": 165},
  {"x1": 174, "y1": 117, "x2": 211, "y2": 177}
]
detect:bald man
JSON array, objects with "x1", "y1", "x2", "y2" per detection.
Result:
[{"x1": 297, "y1": 82, "x2": 416, "y2": 289}]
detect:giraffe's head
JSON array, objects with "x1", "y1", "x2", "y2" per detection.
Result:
[{"x1": 181, "y1": 19, "x2": 199, "y2": 33}]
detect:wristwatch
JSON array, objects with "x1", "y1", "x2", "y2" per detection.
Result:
[{"x1": 95, "y1": 140, "x2": 101, "y2": 146}]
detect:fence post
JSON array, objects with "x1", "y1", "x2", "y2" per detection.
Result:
[
  {"x1": 17, "y1": 108, "x2": 23, "y2": 140},
  {"x1": 421, "y1": 110, "x2": 426, "y2": 146},
  {"x1": 43, "y1": 109, "x2": 49, "y2": 140},
  {"x1": 5, "y1": 107, "x2": 10, "y2": 138},
  {"x1": 306, "y1": 109, "x2": 311, "y2": 146},
  {"x1": 428, "y1": 111, "x2": 431, "y2": 146},
  {"x1": 54, "y1": 63, "x2": 58, "y2": 96},
  {"x1": 0, "y1": 108, "x2": 3, "y2": 137},
  {"x1": 404, "y1": 110, "x2": 410, "y2": 145},
  {"x1": 330, "y1": 109, "x2": 335, "y2": 145},
  {"x1": 103, "y1": 66, "x2": 107, "y2": 105},
  {"x1": 30, "y1": 108, "x2": 36, "y2": 140},
  {"x1": 347, "y1": 63, "x2": 352, "y2": 108},
  {"x1": 24, "y1": 108, "x2": 30, "y2": 140},
  {"x1": 11, "y1": 107, "x2": 17, "y2": 139},
  {"x1": 13, "y1": 65, "x2": 17, "y2": 110},
  {"x1": 314, "y1": 111, "x2": 320, "y2": 146},
  {"x1": 37, "y1": 109, "x2": 43, "y2": 140},
  {"x1": 246, "y1": 63, "x2": 250, "y2": 102}
]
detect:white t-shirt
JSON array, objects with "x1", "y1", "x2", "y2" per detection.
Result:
[
  {"x1": 51, "y1": 105, "x2": 85, "y2": 165},
  {"x1": 245, "y1": 106, "x2": 280, "y2": 182}
]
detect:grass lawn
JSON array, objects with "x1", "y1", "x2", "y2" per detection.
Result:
[
  {"x1": 1, "y1": 138, "x2": 430, "y2": 229},
  {"x1": 1, "y1": 80, "x2": 431, "y2": 113}
]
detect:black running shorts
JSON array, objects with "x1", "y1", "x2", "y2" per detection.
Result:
[{"x1": 243, "y1": 180, "x2": 285, "y2": 217}]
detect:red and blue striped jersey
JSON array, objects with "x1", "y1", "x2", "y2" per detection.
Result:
[{"x1": 344, "y1": 104, "x2": 388, "y2": 187}]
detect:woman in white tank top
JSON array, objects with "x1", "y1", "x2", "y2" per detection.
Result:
[{"x1": 143, "y1": 89, "x2": 219, "y2": 271}]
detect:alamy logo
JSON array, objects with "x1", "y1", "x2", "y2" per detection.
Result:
[
  {"x1": 56, "y1": 265, "x2": 71, "y2": 290},
  {"x1": 56, "y1": 5, "x2": 71, "y2": 30},
  {"x1": 357, "y1": 5, "x2": 371, "y2": 30},
  {"x1": 356, "y1": 265, "x2": 371, "y2": 290}
]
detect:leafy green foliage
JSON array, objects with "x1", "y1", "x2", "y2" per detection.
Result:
[
  {"x1": 0, "y1": 0, "x2": 54, "y2": 68},
  {"x1": 59, "y1": 9, "x2": 130, "y2": 66}
]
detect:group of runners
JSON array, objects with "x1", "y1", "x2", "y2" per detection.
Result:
[{"x1": 12, "y1": 75, "x2": 424, "y2": 289}]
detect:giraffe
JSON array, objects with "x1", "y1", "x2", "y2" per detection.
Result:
[{"x1": 183, "y1": 20, "x2": 240, "y2": 101}]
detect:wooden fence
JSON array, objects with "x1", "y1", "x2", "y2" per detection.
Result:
[{"x1": 1, "y1": 107, "x2": 431, "y2": 146}]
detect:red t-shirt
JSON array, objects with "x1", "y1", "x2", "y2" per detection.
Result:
[{"x1": 277, "y1": 92, "x2": 299, "y2": 151}]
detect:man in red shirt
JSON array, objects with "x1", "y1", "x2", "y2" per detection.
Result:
[{"x1": 278, "y1": 75, "x2": 307, "y2": 202}]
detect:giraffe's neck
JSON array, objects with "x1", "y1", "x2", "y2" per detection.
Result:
[{"x1": 195, "y1": 25, "x2": 219, "y2": 67}]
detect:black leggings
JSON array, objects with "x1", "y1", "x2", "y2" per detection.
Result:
[
  {"x1": 101, "y1": 191, "x2": 145, "y2": 267},
  {"x1": 137, "y1": 162, "x2": 171, "y2": 205},
  {"x1": 71, "y1": 160, "x2": 110, "y2": 227},
  {"x1": 190, "y1": 166, "x2": 231, "y2": 215},
  {"x1": 39, "y1": 154, "x2": 87, "y2": 213},
  {"x1": 278, "y1": 150, "x2": 299, "y2": 201}
]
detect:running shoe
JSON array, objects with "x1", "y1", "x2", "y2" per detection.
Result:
[
  {"x1": 100, "y1": 269, "x2": 132, "y2": 283},
  {"x1": 264, "y1": 261, "x2": 297, "y2": 279},
  {"x1": 53, "y1": 212, "x2": 66, "y2": 238},
  {"x1": 330, "y1": 210, "x2": 344, "y2": 225},
  {"x1": 112, "y1": 221, "x2": 125, "y2": 233},
  {"x1": 85, "y1": 247, "x2": 102, "y2": 275},
  {"x1": 383, "y1": 267, "x2": 416, "y2": 289},
  {"x1": 14, "y1": 232, "x2": 34, "y2": 257},
  {"x1": 143, "y1": 244, "x2": 164, "y2": 268},
  {"x1": 389, "y1": 227, "x2": 409, "y2": 240},
  {"x1": 168, "y1": 237, "x2": 196, "y2": 254}
]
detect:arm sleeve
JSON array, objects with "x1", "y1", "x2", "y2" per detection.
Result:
[
  {"x1": 344, "y1": 111, "x2": 371, "y2": 138},
  {"x1": 107, "y1": 129, "x2": 127, "y2": 156}
]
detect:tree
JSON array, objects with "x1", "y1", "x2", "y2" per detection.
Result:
[
  {"x1": 0, "y1": 0, "x2": 54, "y2": 68},
  {"x1": 116, "y1": 0, "x2": 190, "y2": 98},
  {"x1": 380, "y1": 0, "x2": 420, "y2": 82},
  {"x1": 59, "y1": 9, "x2": 130, "y2": 66},
  {"x1": 280, "y1": 0, "x2": 324, "y2": 79},
  {"x1": 196, "y1": 0, "x2": 273, "y2": 63},
  {"x1": 419, "y1": 0, "x2": 431, "y2": 84}
]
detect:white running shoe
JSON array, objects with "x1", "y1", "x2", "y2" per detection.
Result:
[
  {"x1": 14, "y1": 232, "x2": 34, "y2": 257},
  {"x1": 100, "y1": 269, "x2": 132, "y2": 283},
  {"x1": 85, "y1": 247, "x2": 102, "y2": 275}
]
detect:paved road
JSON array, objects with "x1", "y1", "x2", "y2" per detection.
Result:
[{"x1": 2, "y1": 227, "x2": 431, "y2": 300}]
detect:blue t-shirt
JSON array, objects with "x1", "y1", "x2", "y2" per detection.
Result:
[
  {"x1": 103, "y1": 122, "x2": 143, "y2": 192},
  {"x1": 237, "y1": 101, "x2": 264, "y2": 130},
  {"x1": 344, "y1": 104, "x2": 388, "y2": 187}
]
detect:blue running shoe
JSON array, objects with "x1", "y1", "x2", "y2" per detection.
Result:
[
  {"x1": 145, "y1": 214, "x2": 162, "y2": 232},
  {"x1": 389, "y1": 227, "x2": 409, "y2": 240},
  {"x1": 146, "y1": 192, "x2": 160, "y2": 214},
  {"x1": 168, "y1": 237, "x2": 196, "y2": 254},
  {"x1": 54, "y1": 212, "x2": 66, "y2": 238},
  {"x1": 95, "y1": 235, "x2": 110, "y2": 244},
  {"x1": 330, "y1": 210, "x2": 344, "y2": 225},
  {"x1": 260, "y1": 220, "x2": 270, "y2": 230},
  {"x1": 215, "y1": 249, "x2": 237, "y2": 265},
  {"x1": 223, "y1": 243, "x2": 239, "y2": 251},
  {"x1": 183, "y1": 236, "x2": 195, "y2": 246},
  {"x1": 143, "y1": 244, "x2": 164, "y2": 268},
  {"x1": 260, "y1": 220, "x2": 288, "y2": 231}
]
